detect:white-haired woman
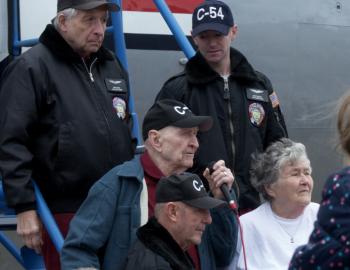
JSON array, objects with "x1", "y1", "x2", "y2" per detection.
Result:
[{"x1": 235, "y1": 138, "x2": 319, "y2": 270}]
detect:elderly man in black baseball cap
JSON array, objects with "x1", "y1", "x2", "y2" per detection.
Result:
[
  {"x1": 0, "y1": 0, "x2": 134, "y2": 270},
  {"x1": 124, "y1": 172, "x2": 225, "y2": 269},
  {"x1": 61, "y1": 99, "x2": 238, "y2": 270}
]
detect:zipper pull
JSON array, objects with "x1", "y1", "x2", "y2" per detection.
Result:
[
  {"x1": 89, "y1": 72, "x2": 94, "y2": 82},
  {"x1": 223, "y1": 77, "x2": 230, "y2": 100},
  {"x1": 81, "y1": 57, "x2": 96, "y2": 82}
]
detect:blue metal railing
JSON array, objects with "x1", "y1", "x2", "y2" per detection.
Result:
[
  {"x1": 110, "y1": 0, "x2": 140, "y2": 141},
  {"x1": 1, "y1": 179, "x2": 62, "y2": 268},
  {"x1": 153, "y1": 0, "x2": 196, "y2": 59},
  {"x1": 33, "y1": 182, "x2": 64, "y2": 252}
]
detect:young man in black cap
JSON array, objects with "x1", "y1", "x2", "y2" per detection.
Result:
[
  {"x1": 156, "y1": 0, "x2": 287, "y2": 214},
  {"x1": 61, "y1": 99, "x2": 238, "y2": 270},
  {"x1": 124, "y1": 172, "x2": 225, "y2": 270},
  {"x1": 0, "y1": 1, "x2": 134, "y2": 269}
]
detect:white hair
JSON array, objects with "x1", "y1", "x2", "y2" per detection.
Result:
[{"x1": 52, "y1": 8, "x2": 78, "y2": 29}]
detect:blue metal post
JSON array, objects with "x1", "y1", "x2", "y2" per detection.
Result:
[
  {"x1": 33, "y1": 182, "x2": 64, "y2": 252},
  {"x1": 110, "y1": 0, "x2": 128, "y2": 70},
  {"x1": 153, "y1": 0, "x2": 196, "y2": 59},
  {"x1": 11, "y1": 0, "x2": 21, "y2": 55},
  {"x1": 110, "y1": 0, "x2": 141, "y2": 143},
  {"x1": 14, "y1": 38, "x2": 39, "y2": 48}
]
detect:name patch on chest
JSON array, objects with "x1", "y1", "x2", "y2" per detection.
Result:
[
  {"x1": 246, "y1": 88, "x2": 269, "y2": 102},
  {"x1": 105, "y1": 78, "x2": 127, "y2": 93}
]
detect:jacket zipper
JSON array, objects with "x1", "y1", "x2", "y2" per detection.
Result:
[
  {"x1": 223, "y1": 76, "x2": 240, "y2": 198},
  {"x1": 82, "y1": 57, "x2": 97, "y2": 82},
  {"x1": 223, "y1": 76, "x2": 235, "y2": 166},
  {"x1": 81, "y1": 57, "x2": 113, "y2": 161}
]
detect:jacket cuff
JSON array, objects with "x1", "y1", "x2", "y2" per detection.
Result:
[{"x1": 15, "y1": 202, "x2": 36, "y2": 214}]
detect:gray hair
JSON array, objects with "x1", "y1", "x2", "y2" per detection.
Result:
[
  {"x1": 53, "y1": 8, "x2": 78, "y2": 29},
  {"x1": 250, "y1": 138, "x2": 311, "y2": 201}
]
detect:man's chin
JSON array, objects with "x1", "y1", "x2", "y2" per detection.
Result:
[
  {"x1": 184, "y1": 160, "x2": 194, "y2": 169},
  {"x1": 87, "y1": 45, "x2": 101, "y2": 53},
  {"x1": 191, "y1": 236, "x2": 202, "y2": 246}
]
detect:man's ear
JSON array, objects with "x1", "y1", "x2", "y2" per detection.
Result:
[
  {"x1": 57, "y1": 14, "x2": 68, "y2": 32},
  {"x1": 230, "y1": 24, "x2": 238, "y2": 41},
  {"x1": 147, "y1": 130, "x2": 162, "y2": 151},
  {"x1": 166, "y1": 202, "x2": 179, "y2": 222}
]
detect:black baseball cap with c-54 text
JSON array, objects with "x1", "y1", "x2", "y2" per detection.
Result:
[
  {"x1": 142, "y1": 99, "x2": 213, "y2": 141},
  {"x1": 192, "y1": 0, "x2": 234, "y2": 37},
  {"x1": 156, "y1": 172, "x2": 225, "y2": 209}
]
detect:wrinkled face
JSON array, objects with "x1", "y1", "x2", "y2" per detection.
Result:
[
  {"x1": 59, "y1": 7, "x2": 108, "y2": 57},
  {"x1": 158, "y1": 126, "x2": 199, "y2": 173},
  {"x1": 268, "y1": 160, "x2": 313, "y2": 208},
  {"x1": 174, "y1": 202, "x2": 212, "y2": 250},
  {"x1": 192, "y1": 27, "x2": 236, "y2": 67}
]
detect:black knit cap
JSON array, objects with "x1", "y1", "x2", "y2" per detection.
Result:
[
  {"x1": 156, "y1": 172, "x2": 225, "y2": 209},
  {"x1": 142, "y1": 99, "x2": 213, "y2": 141},
  {"x1": 57, "y1": 0, "x2": 119, "y2": 12}
]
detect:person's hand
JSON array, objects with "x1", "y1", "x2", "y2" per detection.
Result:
[
  {"x1": 203, "y1": 160, "x2": 234, "y2": 199},
  {"x1": 16, "y1": 210, "x2": 43, "y2": 254}
]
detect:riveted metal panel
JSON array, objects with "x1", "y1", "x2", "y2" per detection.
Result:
[{"x1": 297, "y1": 0, "x2": 350, "y2": 26}]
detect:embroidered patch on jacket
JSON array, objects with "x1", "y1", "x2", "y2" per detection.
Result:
[
  {"x1": 105, "y1": 78, "x2": 127, "y2": 93},
  {"x1": 246, "y1": 88, "x2": 269, "y2": 102},
  {"x1": 112, "y1": 97, "x2": 126, "y2": 119},
  {"x1": 249, "y1": 103, "x2": 265, "y2": 126},
  {"x1": 269, "y1": 91, "x2": 280, "y2": 108}
]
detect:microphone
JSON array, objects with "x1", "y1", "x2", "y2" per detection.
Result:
[{"x1": 208, "y1": 161, "x2": 237, "y2": 211}]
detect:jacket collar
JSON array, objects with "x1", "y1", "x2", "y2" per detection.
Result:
[
  {"x1": 115, "y1": 155, "x2": 144, "y2": 182},
  {"x1": 137, "y1": 217, "x2": 194, "y2": 270},
  {"x1": 39, "y1": 24, "x2": 114, "y2": 62},
  {"x1": 185, "y1": 47, "x2": 259, "y2": 84}
]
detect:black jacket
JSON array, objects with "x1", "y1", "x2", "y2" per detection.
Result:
[
  {"x1": 156, "y1": 48, "x2": 287, "y2": 210},
  {"x1": 0, "y1": 25, "x2": 134, "y2": 213},
  {"x1": 125, "y1": 217, "x2": 195, "y2": 270}
]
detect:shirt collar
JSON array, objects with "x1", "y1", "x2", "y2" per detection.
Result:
[{"x1": 141, "y1": 151, "x2": 164, "y2": 180}]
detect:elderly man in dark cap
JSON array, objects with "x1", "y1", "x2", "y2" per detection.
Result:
[
  {"x1": 125, "y1": 173, "x2": 224, "y2": 270},
  {"x1": 0, "y1": 1, "x2": 134, "y2": 269},
  {"x1": 61, "y1": 99, "x2": 238, "y2": 270},
  {"x1": 125, "y1": 172, "x2": 226, "y2": 270}
]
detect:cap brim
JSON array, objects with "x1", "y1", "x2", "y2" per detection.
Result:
[
  {"x1": 192, "y1": 23, "x2": 230, "y2": 37},
  {"x1": 173, "y1": 115, "x2": 213, "y2": 132},
  {"x1": 184, "y1": 196, "x2": 225, "y2": 209},
  {"x1": 75, "y1": 1, "x2": 119, "y2": 12}
]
